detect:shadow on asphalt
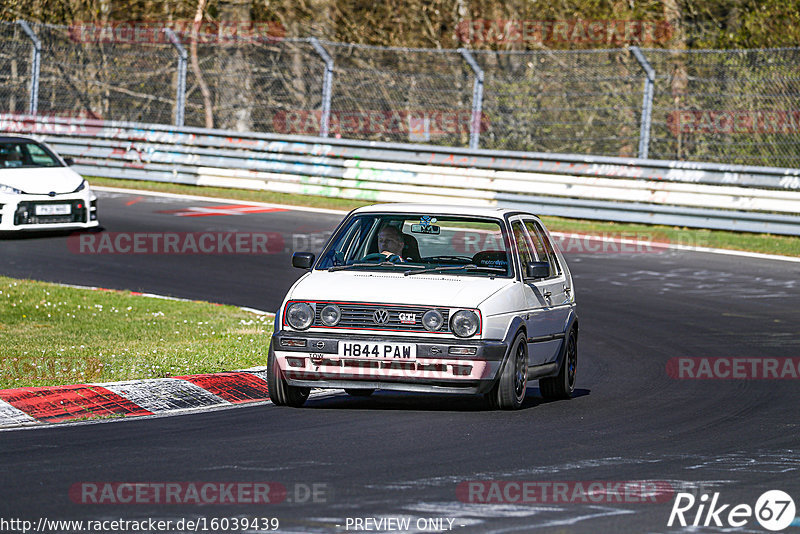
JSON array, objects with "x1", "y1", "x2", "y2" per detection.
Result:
[
  {"x1": 303, "y1": 388, "x2": 591, "y2": 412},
  {"x1": 0, "y1": 227, "x2": 104, "y2": 240}
]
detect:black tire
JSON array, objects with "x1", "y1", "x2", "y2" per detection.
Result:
[
  {"x1": 540, "y1": 327, "x2": 577, "y2": 400},
  {"x1": 267, "y1": 342, "x2": 310, "y2": 407},
  {"x1": 486, "y1": 332, "x2": 528, "y2": 410},
  {"x1": 344, "y1": 388, "x2": 375, "y2": 397}
]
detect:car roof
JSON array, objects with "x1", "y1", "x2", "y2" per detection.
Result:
[
  {"x1": 0, "y1": 134, "x2": 38, "y2": 143},
  {"x1": 351, "y1": 203, "x2": 536, "y2": 218}
]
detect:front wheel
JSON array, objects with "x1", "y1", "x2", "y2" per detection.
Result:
[
  {"x1": 267, "y1": 342, "x2": 310, "y2": 407},
  {"x1": 486, "y1": 332, "x2": 528, "y2": 410},
  {"x1": 540, "y1": 327, "x2": 577, "y2": 400}
]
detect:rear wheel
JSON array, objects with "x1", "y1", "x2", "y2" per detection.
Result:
[
  {"x1": 345, "y1": 388, "x2": 375, "y2": 397},
  {"x1": 486, "y1": 332, "x2": 527, "y2": 410},
  {"x1": 540, "y1": 327, "x2": 577, "y2": 400},
  {"x1": 267, "y1": 342, "x2": 310, "y2": 407}
]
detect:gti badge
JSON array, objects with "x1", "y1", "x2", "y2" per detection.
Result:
[{"x1": 398, "y1": 312, "x2": 416, "y2": 324}]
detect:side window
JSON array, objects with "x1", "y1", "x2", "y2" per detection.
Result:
[
  {"x1": 323, "y1": 218, "x2": 366, "y2": 266},
  {"x1": 511, "y1": 221, "x2": 535, "y2": 268},
  {"x1": 26, "y1": 144, "x2": 55, "y2": 166},
  {"x1": 523, "y1": 221, "x2": 548, "y2": 262},
  {"x1": 0, "y1": 144, "x2": 24, "y2": 168},
  {"x1": 525, "y1": 220, "x2": 561, "y2": 276}
]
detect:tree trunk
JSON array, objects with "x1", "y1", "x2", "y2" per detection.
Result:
[
  {"x1": 663, "y1": 0, "x2": 688, "y2": 160},
  {"x1": 190, "y1": 0, "x2": 214, "y2": 128},
  {"x1": 217, "y1": 0, "x2": 252, "y2": 131}
]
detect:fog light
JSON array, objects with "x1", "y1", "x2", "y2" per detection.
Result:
[
  {"x1": 448, "y1": 346, "x2": 477, "y2": 355},
  {"x1": 320, "y1": 304, "x2": 341, "y2": 326},
  {"x1": 422, "y1": 309, "x2": 444, "y2": 331}
]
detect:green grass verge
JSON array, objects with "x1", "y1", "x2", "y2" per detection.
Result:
[
  {"x1": 90, "y1": 176, "x2": 800, "y2": 258},
  {"x1": 0, "y1": 276, "x2": 274, "y2": 389}
]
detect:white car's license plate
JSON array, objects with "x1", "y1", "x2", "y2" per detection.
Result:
[
  {"x1": 338, "y1": 342, "x2": 416, "y2": 361},
  {"x1": 35, "y1": 204, "x2": 71, "y2": 216}
]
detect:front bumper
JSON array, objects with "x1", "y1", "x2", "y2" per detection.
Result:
[
  {"x1": 0, "y1": 192, "x2": 98, "y2": 231},
  {"x1": 272, "y1": 330, "x2": 508, "y2": 394}
]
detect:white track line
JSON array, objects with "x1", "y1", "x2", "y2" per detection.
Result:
[
  {"x1": 93, "y1": 185, "x2": 347, "y2": 215},
  {"x1": 55, "y1": 282, "x2": 274, "y2": 316}
]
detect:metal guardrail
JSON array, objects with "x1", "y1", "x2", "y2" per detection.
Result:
[{"x1": 3, "y1": 114, "x2": 800, "y2": 235}]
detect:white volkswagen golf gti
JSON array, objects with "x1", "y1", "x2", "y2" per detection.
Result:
[
  {"x1": 0, "y1": 135, "x2": 98, "y2": 231},
  {"x1": 269, "y1": 204, "x2": 578, "y2": 410}
]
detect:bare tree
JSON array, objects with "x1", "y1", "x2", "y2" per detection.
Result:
[{"x1": 190, "y1": 0, "x2": 214, "y2": 128}]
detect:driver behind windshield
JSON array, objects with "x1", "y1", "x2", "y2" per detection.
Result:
[{"x1": 376, "y1": 225, "x2": 405, "y2": 261}]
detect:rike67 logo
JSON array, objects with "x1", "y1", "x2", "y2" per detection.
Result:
[{"x1": 668, "y1": 490, "x2": 796, "y2": 531}]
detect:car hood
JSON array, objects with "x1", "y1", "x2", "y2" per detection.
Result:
[
  {"x1": 0, "y1": 166, "x2": 83, "y2": 194},
  {"x1": 287, "y1": 270, "x2": 513, "y2": 309}
]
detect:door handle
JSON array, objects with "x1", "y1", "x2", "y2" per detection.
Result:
[{"x1": 543, "y1": 290, "x2": 552, "y2": 298}]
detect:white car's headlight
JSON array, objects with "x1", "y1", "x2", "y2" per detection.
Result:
[
  {"x1": 0, "y1": 183, "x2": 23, "y2": 194},
  {"x1": 73, "y1": 179, "x2": 87, "y2": 192},
  {"x1": 286, "y1": 302, "x2": 314, "y2": 330},
  {"x1": 422, "y1": 309, "x2": 444, "y2": 331},
  {"x1": 450, "y1": 310, "x2": 480, "y2": 338},
  {"x1": 320, "y1": 304, "x2": 341, "y2": 326}
]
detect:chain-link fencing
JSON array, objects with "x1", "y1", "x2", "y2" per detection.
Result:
[
  {"x1": 0, "y1": 21, "x2": 34, "y2": 116},
  {"x1": 1, "y1": 20, "x2": 799, "y2": 167},
  {"x1": 645, "y1": 48, "x2": 800, "y2": 167}
]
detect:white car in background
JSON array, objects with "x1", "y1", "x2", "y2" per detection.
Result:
[
  {"x1": 0, "y1": 135, "x2": 98, "y2": 231},
  {"x1": 269, "y1": 204, "x2": 579, "y2": 410}
]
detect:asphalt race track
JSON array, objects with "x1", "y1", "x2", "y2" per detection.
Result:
[{"x1": 2, "y1": 189, "x2": 800, "y2": 533}]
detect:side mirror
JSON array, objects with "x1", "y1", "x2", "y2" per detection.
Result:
[
  {"x1": 63, "y1": 157, "x2": 75, "y2": 166},
  {"x1": 525, "y1": 261, "x2": 550, "y2": 279},
  {"x1": 292, "y1": 252, "x2": 315, "y2": 269}
]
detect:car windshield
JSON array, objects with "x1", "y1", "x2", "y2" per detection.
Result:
[
  {"x1": 0, "y1": 140, "x2": 63, "y2": 169},
  {"x1": 316, "y1": 213, "x2": 513, "y2": 277}
]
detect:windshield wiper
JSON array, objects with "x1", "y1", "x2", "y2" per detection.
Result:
[
  {"x1": 404, "y1": 264, "x2": 506, "y2": 276},
  {"x1": 328, "y1": 262, "x2": 424, "y2": 272}
]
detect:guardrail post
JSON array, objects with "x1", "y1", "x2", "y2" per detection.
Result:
[
  {"x1": 164, "y1": 28, "x2": 187, "y2": 127},
  {"x1": 17, "y1": 20, "x2": 41, "y2": 115},
  {"x1": 458, "y1": 48, "x2": 484, "y2": 150},
  {"x1": 630, "y1": 46, "x2": 655, "y2": 160},
  {"x1": 309, "y1": 37, "x2": 334, "y2": 137}
]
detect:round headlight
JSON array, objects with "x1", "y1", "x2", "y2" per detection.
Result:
[
  {"x1": 451, "y1": 310, "x2": 479, "y2": 338},
  {"x1": 422, "y1": 309, "x2": 444, "y2": 331},
  {"x1": 320, "y1": 304, "x2": 341, "y2": 326},
  {"x1": 286, "y1": 302, "x2": 314, "y2": 330}
]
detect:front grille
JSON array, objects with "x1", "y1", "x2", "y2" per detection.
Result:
[
  {"x1": 14, "y1": 200, "x2": 87, "y2": 226},
  {"x1": 314, "y1": 302, "x2": 451, "y2": 333}
]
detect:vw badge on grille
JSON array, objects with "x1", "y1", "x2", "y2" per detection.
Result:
[{"x1": 373, "y1": 308, "x2": 390, "y2": 324}]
